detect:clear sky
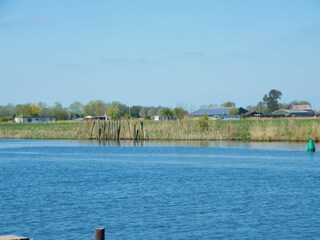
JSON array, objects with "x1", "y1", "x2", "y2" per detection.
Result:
[{"x1": 0, "y1": 0, "x2": 319, "y2": 109}]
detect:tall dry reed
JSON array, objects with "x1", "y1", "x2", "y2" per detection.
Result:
[{"x1": 1, "y1": 118, "x2": 319, "y2": 142}]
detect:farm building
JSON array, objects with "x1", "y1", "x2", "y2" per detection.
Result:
[
  {"x1": 288, "y1": 105, "x2": 316, "y2": 116},
  {"x1": 189, "y1": 107, "x2": 240, "y2": 120},
  {"x1": 15, "y1": 117, "x2": 56, "y2": 123},
  {"x1": 152, "y1": 115, "x2": 176, "y2": 121},
  {"x1": 271, "y1": 109, "x2": 315, "y2": 117},
  {"x1": 238, "y1": 107, "x2": 249, "y2": 115},
  {"x1": 244, "y1": 110, "x2": 263, "y2": 117},
  {"x1": 289, "y1": 105, "x2": 312, "y2": 111},
  {"x1": 84, "y1": 115, "x2": 109, "y2": 121}
]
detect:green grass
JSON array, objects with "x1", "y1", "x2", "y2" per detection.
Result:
[
  {"x1": 1, "y1": 118, "x2": 320, "y2": 142},
  {"x1": 0, "y1": 121, "x2": 91, "y2": 139}
]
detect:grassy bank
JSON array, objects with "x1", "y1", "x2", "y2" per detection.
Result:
[
  {"x1": 143, "y1": 118, "x2": 320, "y2": 142},
  {"x1": 0, "y1": 121, "x2": 91, "y2": 139},
  {"x1": 0, "y1": 118, "x2": 320, "y2": 142}
]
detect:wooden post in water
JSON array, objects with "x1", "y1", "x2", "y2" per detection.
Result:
[
  {"x1": 133, "y1": 124, "x2": 136, "y2": 141},
  {"x1": 117, "y1": 119, "x2": 121, "y2": 142},
  {"x1": 103, "y1": 120, "x2": 107, "y2": 140},
  {"x1": 127, "y1": 119, "x2": 132, "y2": 139},
  {"x1": 114, "y1": 121, "x2": 117, "y2": 140},
  {"x1": 98, "y1": 119, "x2": 101, "y2": 140},
  {"x1": 144, "y1": 129, "x2": 148, "y2": 140},
  {"x1": 107, "y1": 121, "x2": 110, "y2": 141},
  {"x1": 0, "y1": 236, "x2": 29, "y2": 240},
  {"x1": 95, "y1": 227, "x2": 105, "y2": 240},
  {"x1": 140, "y1": 121, "x2": 144, "y2": 140},
  {"x1": 111, "y1": 121, "x2": 114, "y2": 140},
  {"x1": 90, "y1": 121, "x2": 96, "y2": 139}
]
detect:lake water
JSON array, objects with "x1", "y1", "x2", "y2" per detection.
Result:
[{"x1": 0, "y1": 139, "x2": 320, "y2": 240}]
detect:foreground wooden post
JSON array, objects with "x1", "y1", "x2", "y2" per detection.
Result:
[
  {"x1": 90, "y1": 120, "x2": 96, "y2": 139},
  {"x1": 133, "y1": 124, "x2": 136, "y2": 140},
  {"x1": 140, "y1": 121, "x2": 143, "y2": 140},
  {"x1": 117, "y1": 121, "x2": 121, "y2": 142},
  {"x1": 0, "y1": 236, "x2": 29, "y2": 240},
  {"x1": 95, "y1": 227, "x2": 105, "y2": 240}
]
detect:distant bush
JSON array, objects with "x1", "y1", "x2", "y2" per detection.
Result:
[
  {"x1": 0, "y1": 117, "x2": 13, "y2": 123},
  {"x1": 197, "y1": 116, "x2": 209, "y2": 131},
  {"x1": 228, "y1": 107, "x2": 239, "y2": 116}
]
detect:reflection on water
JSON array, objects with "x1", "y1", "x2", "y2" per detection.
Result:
[{"x1": 0, "y1": 138, "x2": 314, "y2": 151}]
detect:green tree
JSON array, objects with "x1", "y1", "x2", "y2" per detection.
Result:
[
  {"x1": 289, "y1": 100, "x2": 311, "y2": 107},
  {"x1": 256, "y1": 101, "x2": 268, "y2": 114},
  {"x1": 220, "y1": 101, "x2": 236, "y2": 107},
  {"x1": 173, "y1": 107, "x2": 188, "y2": 120},
  {"x1": 107, "y1": 105, "x2": 120, "y2": 119},
  {"x1": 228, "y1": 107, "x2": 239, "y2": 116},
  {"x1": 159, "y1": 107, "x2": 173, "y2": 116},
  {"x1": 69, "y1": 101, "x2": 84, "y2": 119},
  {"x1": 29, "y1": 104, "x2": 42, "y2": 117},
  {"x1": 278, "y1": 103, "x2": 289, "y2": 110},
  {"x1": 202, "y1": 103, "x2": 217, "y2": 108},
  {"x1": 147, "y1": 107, "x2": 158, "y2": 117},
  {"x1": 108, "y1": 101, "x2": 128, "y2": 117},
  {"x1": 15, "y1": 104, "x2": 25, "y2": 116},
  {"x1": 38, "y1": 102, "x2": 50, "y2": 116},
  {"x1": 83, "y1": 100, "x2": 107, "y2": 116},
  {"x1": 197, "y1": 115, "x2": 209, "y2": 131},
  {"x1": 16, "y1": 104, "x2": 41, "y2": 117},
  {"x1": 246, "y1": 102, "x2": 268, "y2": 114},
  {"x1": 0, "y1": 104, "x2": 16, "y2": 118},
  {"x1": 49, "y1": 102, "x2": 70, "y2": 120},
  {"x1": 129, "y1": 105, "x2": 142, "y2": 118},
  {"x1": 263, "y1": 89, "x2": 282, "y2": 113},
  {"x1": 139, "y1": 107, "x2": 148, "y2": 118}
]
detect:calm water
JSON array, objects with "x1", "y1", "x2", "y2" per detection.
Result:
[{"x1": 0, "y1": 139, "x2": 320, "y2": 240}]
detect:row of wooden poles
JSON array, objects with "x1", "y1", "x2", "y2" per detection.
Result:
[{"x1": 89, "y1": 120, "x2": 147, "y2": 142}]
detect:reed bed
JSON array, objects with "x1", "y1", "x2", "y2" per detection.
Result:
[{"x1": 0, "y1": 118, "x2": 319, "y2": 142}]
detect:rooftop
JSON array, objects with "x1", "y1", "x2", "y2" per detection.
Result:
[
  {"x1": 289, "y1": 105, "x2": 312, "y2": 111},
  {"x1": 190, "y1": 107, "x2": 231, "y2": 116}
]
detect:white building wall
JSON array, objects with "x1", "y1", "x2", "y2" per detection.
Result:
[{"x1": 15, "y1": 117, "x2": 56, "y2": 123}]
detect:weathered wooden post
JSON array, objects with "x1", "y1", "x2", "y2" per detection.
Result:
[
  {"x1": 111, "y1": 121, "x2": 114, "y2": 140},
  {"x1": 103, "y1": 120, "x2": 107, "y2": 140},
  {"x1": 127, "y1": 119, "x2": 132, "y2": 139},
  {"x1": 0, "y1": 236, "x2": 29, "y2": 240},
  {"x1": 95, "y1": 227, "x2": 105, "y2": 240},
  {"x1": 98, "y1": 119, "x2": 101, "y2": 140},
  {"x1": 133, "y1": 124, "x2": 136, "y2": 141},
  {"x1": 114, "y1": 121, "x2": 117, "y2": 140},
  {"x1": 144, "y1": 129, "x2": 148, "y2": 140},
  {"x1": 140, "y1": 121, "x2": 144, "y2": 140},
  {"x1": 90, "y1": 121, "x2": 96, "y2": 139},
  {"x1": 107, "y1": 121, "x2": 110, "y2": 141},
  {"x1": 117, "y1": 120, "x2": 121, "y2": 142}
]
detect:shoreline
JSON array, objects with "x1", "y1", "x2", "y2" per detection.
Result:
[
  {"x1": 0, "y1": 137, "x2": 317, "y2": 143},
  {"x1": 0, "y1": 118, "x2": 319, "y2": 142}
]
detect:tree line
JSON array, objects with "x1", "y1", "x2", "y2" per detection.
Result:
[
  {"x1": 0, "y1": 89, "x2": 314, "y2": 122},
  {"x1": 0, "y1": 100, "x2": 188, "y2": 121}
]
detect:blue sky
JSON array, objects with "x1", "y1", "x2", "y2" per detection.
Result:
[{"x1": 0, "y1": 0, "x2": 319, "y2": 109}]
